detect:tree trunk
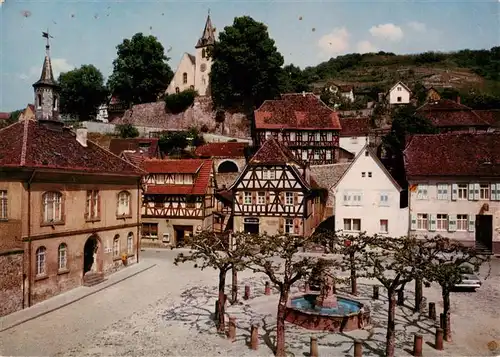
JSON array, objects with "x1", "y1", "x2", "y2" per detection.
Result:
[
  {"x1": 350, "y1": 252, "x2": 357, "y2": 295},
  {"x1": 386, "y1": 290, "x2": 397, "y2": 357},
  {"x1": 217, "y1": 269, "x2": 227, "y2": 333},
  {"x1": 275, "y1": 288, "x2": 290, "y2": 357},
  {"x1": 414, "y1": 277, "x2": 423, "y2": 312},
  {"x1": 231, "y1": 266, "x2": 238, "y2": 304},
  {"x1": 442, "y1": 288, "x2": 452, "y2": 341}
]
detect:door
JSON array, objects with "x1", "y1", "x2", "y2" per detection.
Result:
[
  {"x1": 174, "y1": 225, "x2": 193, "y2": 247},
  {"x1": 475, "y1": 215, "x2": 493, "y2": 251},
  {"x1": 243, "y1": 223, "x2": 259, "y2": 235}
]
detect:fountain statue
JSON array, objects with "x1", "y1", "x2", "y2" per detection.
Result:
[{"x1": 315, "y1": 273, "x2": 338, "y2": 309}]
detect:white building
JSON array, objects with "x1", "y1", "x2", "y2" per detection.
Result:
[
  {"x1": 386, "y1": 81, "x2": 411, "y2": 105},
  {"x1": 404, "y1": 132, "x2": 500, "y2": 255},
  {"x1": 334, "y1": 144, "x2": 408, "y2": 237},
  {"x1": 165, "y1": 14, "x2": 215, "y2": 96},
  {"x1": 339, "y1": 117, "x2": 372, "y2": 156},
  {"x1": 327, "y1": 83, "x2": 355, "y2": 102}
]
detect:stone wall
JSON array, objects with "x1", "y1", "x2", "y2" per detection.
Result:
[{"x1": 0, "y1": 251, "x2": 24, "y2": 317}]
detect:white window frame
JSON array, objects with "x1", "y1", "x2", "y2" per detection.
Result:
[
  {"x1": 380, "y1": 219, "x2": 389, "y2": 234},
  {"x1": 417, "y1": 213, "x2": 428, "y2": 230},
  {"x1": 479, "y1": 184, "x2": 490, "y2": 200},
  {"x1": 113, "y1": 236, "x2": 120, "y2": 257},
  {"x1": 436, "y1": 214, "x2": 448, "y2": 231},
  {"x1": 86, "y1": 190, "x2": 99, "y2": 219},
  {"x1": 343, "y1": 218, "x2": 361, "y2": 232},
  {"x1": 417, "y1": 184, "x2": 428, "y2": 200},
  {"x1": 351, "y1": 191, "x2": 362, "y2": 206},
  {"x1": 257, "y1": 192, "x2": 266, "y2": 205},
  {"x1": 457, "y1": 184, "x2": 467, "y2": 200},
  {"x1": 379, "y1": 192, "x2": 389, "y2": 206},
  {"x1": 262, "y1": 169, "x2": 275, "y2": 180},
  {"x1": 284, "y1": 218, "x2": 294, "y2": 234},
  {"x1": 36, "y1": 246, "x2": 46, "y2": 276},
  {"x1": 437, "y1": 184, "x2": 449, "y2": 200},
  {"x1": 285, "y1": 192, "x2": 294, "y2": 206},
  {"x1": 343, "y1": 191, "x2": 351, "y2": 206},
  {"x1": 117, "y1": 191, "x2": 131, "y2": 216},
  {"x1": 244, "y1": 192, "x2": 252, "y2": 205},
  {"x1": 0, "y1": 190, "x2": 7, "y2": 220},
  {"x1": 43, "y1": 191, "x2": 63, "y2": 223},
  {"x1": 127, "y1": 233, "x2": 134, "y2": 254},
  {"x1": 142, "y1": 223, "x2": 158, "y2": 238},
  {"x1": 58, "y1": 243, "x2": 67, "y2": 270},
  {"x1": 457, "y1": 214, "x2": 468, "y2": 231}
]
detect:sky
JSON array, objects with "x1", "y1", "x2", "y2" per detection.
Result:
[{"x1": 0, "y1": 0, "x2": 499, "y2": 112}]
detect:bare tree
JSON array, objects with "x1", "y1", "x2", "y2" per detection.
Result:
[{"x1": 174, "y1": 230, "x2": 248, "y2": 333}]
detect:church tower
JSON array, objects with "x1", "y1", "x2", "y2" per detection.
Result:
[
  {"x1": 194, "y1": 12, "x2": 216, "y2": 96},
  {"x1": 32, "y1": 31, "x2": 60, "y2": 121}
]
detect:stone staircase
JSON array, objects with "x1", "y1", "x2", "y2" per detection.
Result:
[
  {"x1": 83, "y1": 272, "x2": 105, "y2": 287},
  {"x1": 474, "y1": 241, "x2": 493, "y2": 256}
]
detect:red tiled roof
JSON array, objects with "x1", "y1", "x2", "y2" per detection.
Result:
[
  {"x1": 339, "y1": 118, "x2": 372, "y2": 137},
  {"x1": 0, "y1": 120, "x2": 144, "y2": 176},
  {"x1": 109, "y1": 138, "x2": 159, "y2": 158},
  {"x1": 120, "y1": 151, "x2": 146, "y2": 169},
  {"x1": 416, "y1": 99, "x2": 490, "y2": 127},
  {"x1": 0, "y1": 112, "x2": 10, "y2": 120},
  {"x1": 28, "y1": 104, "x2": 35, "y2": 112},
  {"x1": 474, "y1": 110, "x2": 500, "y2": 127},
  {"x1": 144, "y1": 159, "x2": 213, "y2": 195},
  {"x1": 249, "y1": 137, "x2": 302, "y2": 165},
  {"x1": 404, "y1": 133, "x2": 500, "y2": 177},
  {"x1": 254, "y1": 93, "x2": 342, "y2": 130},
  {"x1": 195, "y1": 142, "x2": 248, "y2": 158}
]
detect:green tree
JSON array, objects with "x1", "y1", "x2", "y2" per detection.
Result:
[
  {"x1": 158, "y1": 131, "x2": 189, "y2": 155},
  {"x1": 279, "y1": 64, "x2": 311, "y2": 93},
  {"x1": 164, "y1": 89, "x2": 198, "y2": 114},
  {"x1": 58, "y1": 65, "x2": 108, "y2": 121},
  {"x1": 9, "y1": 109, "x2": 23, "y2": 122},
  {"x1": 210, "y1": 16, "x2": 284, "y2": 112},
  {"x1": 108, "y1": 33, "x2": 173, "y2": 106},
  {"x1": 116, "y1": 124, "x2": 140, "y2": 138}
]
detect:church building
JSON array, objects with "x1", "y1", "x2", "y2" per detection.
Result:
[
  {"x1": 165, "y1": 13, "x2": 216, "y2": 96},
  {"x1": 0, "y1": 33, "x2": 144, "y2": 317}
]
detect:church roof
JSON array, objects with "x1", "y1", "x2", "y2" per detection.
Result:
[
  {"x1": 33, "y1": 54, "x2": 57, "y2": 88},
  {"x1": 195, "y1": 14, "x2": 216, "y2": 48}
]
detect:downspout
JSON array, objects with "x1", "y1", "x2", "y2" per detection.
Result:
[
  {"x1": 136, "y1": 178, "x2": 141, "y2": 264},
  {"x1": 407, "y1": 183, "x2": 412, "y2": 239},
  {"x1": 27, "y1": 170, "x2": 36, "y2": 307}
]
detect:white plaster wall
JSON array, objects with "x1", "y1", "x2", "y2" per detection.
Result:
[
  {"x1": 166, "y1": 53, "x2": 196, "y2": 95},
  {"x1": 339, "y1": 136, "x2": 368, "y2": 156},
  {"x1": 342, "y1": 90, "x2": 355, "y2": 102},
  {"x1": 388, "y1": 85, "x2": 411, "y2": 104},
  {"x1": 408, "y1": 180, "x2": 500, "y2": 245},
  {"x1": 335, "y1": 150, "x2": 408, "y2": 237},
  {"x1": 194, "y1": 47, "x2": 212, "y2": 96}
]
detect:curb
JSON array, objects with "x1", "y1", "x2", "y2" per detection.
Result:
[{"x1": 0, "y1": 263, "x2": 157, "y2": 333}]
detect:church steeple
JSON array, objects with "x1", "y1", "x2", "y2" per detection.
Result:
[
  {"x1": 195, "y1": 11, "x2": 216, "y2": 49},
  {"x1": 32, "y1": 30, "x2": 60, "y2": 121}
]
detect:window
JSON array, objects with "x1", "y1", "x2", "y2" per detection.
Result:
[
  {"x1": 417, "y1": 214, "x2": 428, "y2": 230},
  {"x1": 458, "y1": 184, "x2": 467, "y2": 200},
  {"x1": 457, "y1": 214, "x2": 468, "y2": 231},
  {"x1": 244, "y1": 192, "x2": 252, "y2": 205},
  {"x1": 437, "y1": 184, "x2": 449, "y2": 200},
  {"x1": 127, "y1": 232, "x2": 134, "y2": 254},
  {"x1": 175, "y1": 87, "x2": 180, "y2": 94},
  {"x1": 326, "y1": 151, "x2": 332, "y2": 160},
  {"x1": 85, "y1": 190, "x2": 100, "y2": 220},
  {"x1": 343, "y1": 191, "x2": 351, "y2": 205},
  {"x1": 142, "y1": 223, "x2": 158, "y2": 238},
  {"x1": 315, "y1": 133, "x2": 321, "y2": 141},
  {"x1": 117, "y1": 191, "x2": 131, "y2": 216},
  {"x1": 58, "y1": 243, "x2": 67, "y2": 270},
  {"x1": 36, "y1": 246, "x2": 46, "y2": 276},
  {"x1": 189, "y1": 85, "x2": 194, "y2": 90},
  {"x1": 202, "y1": 49, "x2": 206, "y2": 58},
  {"x1": 285, "y1": 218, "x2": 294, "y2": 234},
  {"x1": 53, "y1": 96, "x2": 58, "y2": 110},
  {"x1": 257, "y1": 192, "x2": 266, "y2": 205},
  {"x1": 37, "y1": 94, "x2": 42, "y2": 109},
  {"x1": 397, "y1": 87, "x2": 402, "y2": 91},
  {"x1": 42, "y1": 191, "x2": 63, "y2": 223},
  {"x1": 479, "y1": 184, "x2": 490, "y2": 200},
  {"x1": 350, "y1": 137, "x2": 358, "y2": 143},
  {"x1": 202, "y1": 76, "x2": 206, "y2": 85},
  {"x1": 379, "y1": 193, "x2": 389, "y2": 206},
  {"x1": 0, "y1": 190, "x2": 7, "y2": 220},
  {"x1": 436, "y1": 214, "x2": 448, "y2": 231},
  {"x1": 380, "y1": 219, "x2": 388, "y2": 233},
  {"x1": 186, "y1": 195, "x2": 196, "y2": 208},
  {"x1": 344, "y1": 218, "x2": 361, "y2": 232},
  {"x1": 302, "y1": 151, "x2": 308, "y2": 161},
  {"x1": 113, "y1": 235, "x2": 120, "y2": 257},
  {"x1": 417, "y1": 185, "x2": 428, "y2": 200},
  {"x1": 368, "y1": 172, "x2": 372, "y2": 178},
  {"x1": 365, "y1": 150, "x2": 369, "y2": 156},
  {"x1": 361, "y1": 172, "x2": 366, "y2": 177},
  {"x1": 262, "y1": 169, "x2": 276, "y2": 180},
  {"x1": 285, "y1": 192, "x2": 293, "y2": 206},
  {"x1": 397, "y1": 96, "x2": 402, "y2": 102},
  {"x1": 182, "y1": 72, "x2": 188, "y2": 84},
  {"x1": 352, "y1": 192, "x2": 362, "y2": 205}
]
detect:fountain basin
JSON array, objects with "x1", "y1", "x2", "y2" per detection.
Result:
[{"x1": 285, "y1": 293, "x2": 370, "y2": 332}]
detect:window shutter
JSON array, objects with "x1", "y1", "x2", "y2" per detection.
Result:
[
  {"x1": 410, "y1": 214, "x2": 417, "y2": 230},
  {"x1": 429, "y1": 214, "x2": 436, "y2": 231},
  {"x1": 279, "y1": 192, "x2": 284, "y2": 203},
  {"x1": 468, "y1": 215, "x2": 476, "y2": 232},
  {"x1": 448, "y1": 214, "x2": 457, "y2": 232},
  {"x1": 293, "y1": 193, "x2": 298, "y2": 205},
  {"x1": 238, "y1": 193, "x2": 243, "y2": 204},
  {"x1": 451, "y1": 184, "x2": 458, "y2": 201},
  {"x1": 437, "y1": 185, "x2": 442, "y2": 200},
  {"x1": 490, "y1": 183, "x2": 497, "y2": 201},
  {"x1": 265, "y1": 192, "x2": 270, "y2": 204},
  {"x1": 442, "y1": 184, "x2": 449, "y2": 200},
  {"x1": 468, "y1": 184, "x2": 474, "y2": 200},
  {"x1": 61, "y1": 194, "x2": 66, "y2": 223},
  {"x1": 473, "y1": 183, "x2": 480, "y2": 200},
  {"x1": 417, "y1": 186, "x2": 422, "y2": 199},
  {"x1": 84, "y1": 191, "x2": 90, "y2": 219},
  {"x1": 278, "y1": 217, "x2": 284, "y2": 233},
  {"x1": 97, "y1": 193, "x2": 101, "y2": 218},
  {"x1": 294, "y1": 218, "x2": 300, "y2": 234},
  {"x1": 251, "y1": 192, "x2": 256, "y2": 205}
]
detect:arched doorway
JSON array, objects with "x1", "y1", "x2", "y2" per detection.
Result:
[
  {"x1": 83, "y1": 235, "x2": 101, "y2": 275},
  {"x1": 218, "y1": 160, "x2": 239, "y2": 173}
]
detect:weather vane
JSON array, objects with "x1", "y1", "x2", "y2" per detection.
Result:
[{"x1": 42, "y1": 28, "x2": 54, "y2": 52}]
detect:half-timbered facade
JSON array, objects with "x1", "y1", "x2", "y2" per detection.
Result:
[
  {"x1": 141, "y1": 159, "x2": 215, "y2": 247},
  {"x1": 223, "y1": 138, "x2": 326, "y2": 236},
  {"x1": 254, "y1": 93, "x2": 342, "y2": 165}
]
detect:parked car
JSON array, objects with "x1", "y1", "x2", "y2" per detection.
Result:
[{"x1": 454, "y1": 264, "x2": 482, "y2": 290}]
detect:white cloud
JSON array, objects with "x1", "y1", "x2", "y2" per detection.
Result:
[
  {"x1": 317, "y1": 27, "x2": 350, "y2": 56},
  {"x1": 408, "y1": 21, "x2": 427, "y2": 33},
  {"x1": 369, "y1": 23, "x2": 404, "y2": 42},
  {"x1": 19, "y1": 58, "x2": 74, "y2": 81},
  {"x1": 356, "y1": 40, "x2": 377, "y2": 54}
]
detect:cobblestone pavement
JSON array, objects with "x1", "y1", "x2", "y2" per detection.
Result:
[{"x1": 0, "y1": 249, "x2": 499, "y2": 357}]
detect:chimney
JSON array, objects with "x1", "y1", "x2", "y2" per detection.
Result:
[
  {"x1": 302, "y1": 91, "x2": 306, "y2": 97},
  {"x1": 76, "y1": 128, "x2": 88, "y2": 147},
  {"x1": 457, "y1": 96, "x2": 461, "y2": 104}
]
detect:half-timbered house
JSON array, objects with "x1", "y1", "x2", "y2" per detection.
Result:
[
  {"x1": 221, "y1": 138, "x2": 326, "y2": 236},
  {"x1": 254, "y1": 93, "x2": 342, "y2": 165},
  {"x1": 141, "y1": 159, "x2": 215, "y2": 247}
]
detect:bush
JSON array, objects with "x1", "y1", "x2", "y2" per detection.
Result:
[
  {"x1": 116, "y1": 123, "x2": 139, "y2": 138},
  {"x1": 164, "y1": 89, "x2": 198, "y2": 114}
]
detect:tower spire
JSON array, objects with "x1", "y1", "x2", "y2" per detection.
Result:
[{"x1": 195, "y1": 12, "x2": 216, "y2": 48}]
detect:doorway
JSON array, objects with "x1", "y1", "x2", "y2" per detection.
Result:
[
  {"x1": 243, "y1": 218, "x2": 260, "y2": 235},
  {"x1": 475, "y1": 215, "x2": 493, "y2": 251},
  {"x1": 83, "y1": 235, "x2": 99, "y2": 274},
  {"x1": 174, "y1": 225, "x2": 193, "y2": 247}
]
